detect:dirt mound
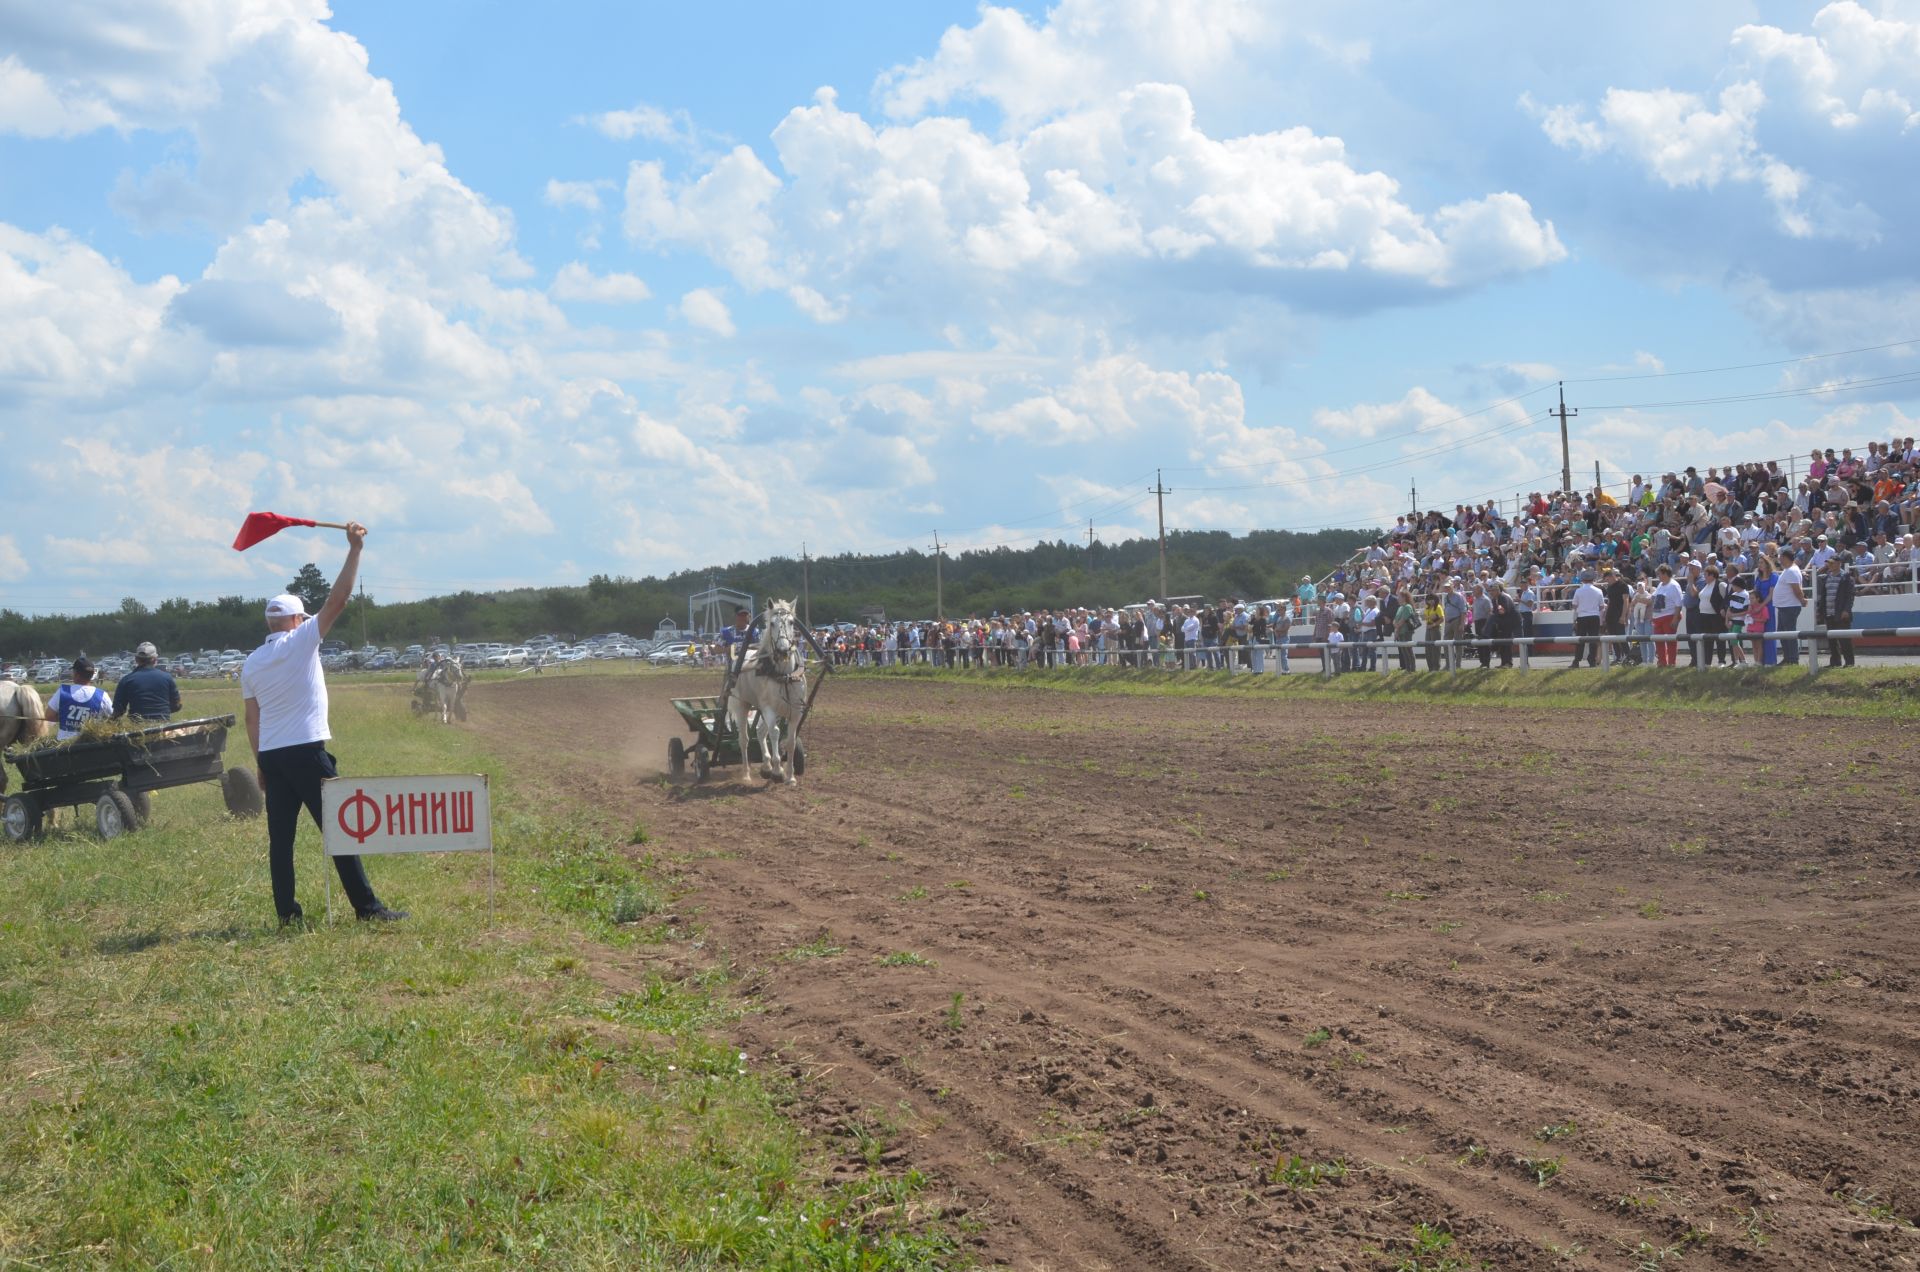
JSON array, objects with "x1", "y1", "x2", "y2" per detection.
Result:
[{"x1": 475, "y1": 671, "x2": 1920, "y2": 1270}]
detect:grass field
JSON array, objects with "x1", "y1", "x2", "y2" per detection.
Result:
[
  {"x1": 844, "y1": 659, "x2": 1920, "y2": 719},
  {"x1": 0, "y1": 681, "x2": 957, "y2": 1270}
]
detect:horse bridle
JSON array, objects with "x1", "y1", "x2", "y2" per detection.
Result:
[{"x1": 754, "y1": 609, "x2": 804, "y2": 683}]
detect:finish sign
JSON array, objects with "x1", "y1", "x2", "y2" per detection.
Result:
[{"x1": 322, "y1": 774, "x2": 492, "y2": 856}]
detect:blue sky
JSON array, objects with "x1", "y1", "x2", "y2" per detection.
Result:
[{"x1": 3, "y1": 0, "x2": 1918, "y2": 613}]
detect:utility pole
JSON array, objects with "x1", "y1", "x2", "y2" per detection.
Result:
[
  {"x1": 1553, "y1": 381, "x2": 1577, "y2": 496},
  {"x1": 1593, "y1": 460, "x2": 1602, "y2": 496},
  {"x1": 1149, "y1": 469, "x2": 1171, "y2": 600},
  {"x1": 1087, "y1": 518, "x2": 1095, "y2": 572},
  {"x1": 1410, "y1": 481, "x2": 1418, "y2": 522},
  {"x1": 801, "y1": 542, "x2": 811, "y2": 628},
  {"x1": 930, "y1": 531, "x2": 944, "y2": 620},
  {"x1": 358, "y1": 578, "x2": 369, "y2": 648}
]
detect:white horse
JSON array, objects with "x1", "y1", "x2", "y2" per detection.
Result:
[
  {"x1": 726, "y1": 599, "x2": 807, "y2": 785},
  {"x1": 0, "y1": 681, "x2": 47, "y2": 750}
]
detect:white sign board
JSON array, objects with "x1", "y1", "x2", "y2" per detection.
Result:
[{"x1": 322, "y1": 774, "x2": 492, "y2": 856}]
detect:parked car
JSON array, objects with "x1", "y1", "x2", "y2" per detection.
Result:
[{"x1": 647, "y1": 642, "x2": 696, "y2": 666}]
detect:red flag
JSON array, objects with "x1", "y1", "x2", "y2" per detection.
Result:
[{"x1": 232, "y1": 511, "x2": 318, "y2": 551}]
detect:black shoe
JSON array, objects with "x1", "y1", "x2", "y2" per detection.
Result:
[
  {"x1": 279, "y1": 908, "x2": 310, "y2": 930},
  {"x1": 356, "y1": 905, "x2": 409, "y2": 922}
]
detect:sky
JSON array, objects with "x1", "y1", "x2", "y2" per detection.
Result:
[{"x1": 3, "y1": 0, "x2": 1919, "y2": 614}]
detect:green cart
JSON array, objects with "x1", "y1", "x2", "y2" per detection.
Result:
[{"x1": 666, "y1": 696, "x2": 806, "y2": 783}]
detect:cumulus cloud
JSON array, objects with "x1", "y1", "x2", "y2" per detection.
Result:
[
  {"x1": 629, "y1": 80, "x2": 1563, "y2": 329},
  {"x1": 1525, "y1": 3, "x2": 1916, "y2": 247},
  {"x1": 678, "y1": 287, "x2": 735, "y2": 337},
  {"x1": 550, "y1": 261, "x2": 651, "y2": 303},
  {"x1": 877, "y1": 0, "x2": 1272, "y2": 130}
]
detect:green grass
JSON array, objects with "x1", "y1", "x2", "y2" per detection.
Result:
[
  {"x1": 841, "y1": 662, "x2": 1920, "y2": 721},
  {"x1": 0, "y1": 682, "x2": 958, "y2": 1269}
]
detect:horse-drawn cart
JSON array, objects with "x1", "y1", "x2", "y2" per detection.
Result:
[
  {"x1": 666, "y1": 696, "x2": 807, "y2": 782},
  {"x1": 666, "y1": 603, "x2": 832, "y2": 784},
  {"x1": 1, "y1": 715, "x2": 264, "y2": 842}
]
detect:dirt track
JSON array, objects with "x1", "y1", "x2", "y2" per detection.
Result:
[{"x1": 476, "y1": 671, "x2": 1920, "y2": 1270}]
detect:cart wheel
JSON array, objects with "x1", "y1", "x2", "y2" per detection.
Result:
[
  {"x1": 222, "y1": 766, "x2": 265, "y2": 818},
  {"x1": 96, "y1": 790, "x2": 139, "y2": 840},
  {"x1": 454, "y1": 700, "x2": 468, "y2": 722},
  {"x1": 668, "y1": 736, "x2": 687, "y2": 777},
  {"x1": 693, "y1": 744, "x2": 710, "y2": 782},
  {"x1": 791, "y1": 739, "x2": 806, "y2": 777},
  {"x1": 2, "y1": 794, "x2": 41, "y2": 843},
  {"x1": 124, "y1": 788, "x2": 152, "y2": 827},
  {"x1": 410, "y1": 698, "x2": 424, "y2": 716}
]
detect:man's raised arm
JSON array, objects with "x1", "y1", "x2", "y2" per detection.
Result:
[{"x1": 317, "y1": 522, "x2": 368, "y2": 638}]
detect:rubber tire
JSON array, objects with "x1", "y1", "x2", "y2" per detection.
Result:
[
  {"x1": 410, "y1": 698, "x2": 424, "y2": 716},
  {"x1": 3, "y1": 794, "x2": 41, "y2": 843},
  {"x1": 667, "y1": 736, "x2": 686, "y2": 777},
  {"x1": 792, "y1": 739, "x2": 806, "y2": 777},
  {"x1": 693, "y1": 745, "x2": 710, "y2": 783},
  {"x1": 96, "y1": 789, "x2": 138, "y2": 840},
  {"x1": 222, "y1": 766, "x2": 265, "y2": 818},
  {"x1": 125, "y1": 788, "x2": 152, "y2": 827}
]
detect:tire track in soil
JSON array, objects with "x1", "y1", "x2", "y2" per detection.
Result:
[{"x1": 472, "y1": 672, "x2": 1920, "y2": 1271}]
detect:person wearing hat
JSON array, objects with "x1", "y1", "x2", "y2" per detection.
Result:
[
  {"x1": 47, "y1": 656, "x2": 112, "y2": 740},
  {"x1": 718, "y1": 604, "x2": 761, "y2": 666},
  {"x1": 241, "y1": 521, "x2": 406, "y2": 927},
  {"x1": 112, "y1": 642, "x2": 182, "y2": 722},
  {"x1": 1569, "y1": 570, "x2": 1605, "y2": 667}
]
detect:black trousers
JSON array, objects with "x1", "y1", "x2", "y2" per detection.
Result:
[
  {"x1": 259, "y1": 741, "x2": 379, "y2": 919},
  {"x1": 1572, "y1": 616, "x2": 1600, "y2": 666}
]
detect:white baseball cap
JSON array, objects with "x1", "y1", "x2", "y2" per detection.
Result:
[{"x1": 265, "y1": 594, "x2": 308, "y2": 619}]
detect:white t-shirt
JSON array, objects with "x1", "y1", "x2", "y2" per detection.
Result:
[
  {"x1": 1572, "y1": 583, "x2": 1606, "y2": 618},
  {"x1": 241, "y1": 618, "x2": 330, "y2": 752},
  {"x1": 1775, "y1": 564, "x2": 1805, "y2": 609},
  {"x1": 1653, "y1": 580, "x2": 1685, "y2": 618}
]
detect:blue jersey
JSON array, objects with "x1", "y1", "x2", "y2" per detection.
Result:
[
  {"x1": 50, "y1": 684, "x2": 112, "y2": 739},
  {"x1": 718, "y1": 623, "x2": 760, "y2": 650}
]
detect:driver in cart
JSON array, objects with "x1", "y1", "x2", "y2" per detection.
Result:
[{"x1": 717, "y1": 605, "x2": 760, "y2": 672}]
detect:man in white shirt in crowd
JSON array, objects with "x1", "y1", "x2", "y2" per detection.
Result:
[
  {"x1": 1570, "y1": 570, "x2": 1606, "y2": 668},
  {"x1": 1773, "y1": 550, "x2": 1807, "y2": 664},
  {"x1": 242, "y1": 521, "x2": 407, "y2": 928},
  {"x1": 1806, "y1": 535, "x2": 1837, "y2": 574}
]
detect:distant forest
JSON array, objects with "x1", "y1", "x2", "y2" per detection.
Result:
[{"x1": 1, "y1": 527, "x2": 1373, "y2": 657}]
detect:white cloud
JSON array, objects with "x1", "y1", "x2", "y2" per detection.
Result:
[
  {"x1": 1526, "y1": 4, "x2": 1918, "y2": 246},
  {"x1": 678, "y1": 287, "x2": 735, "y2": 337},
  {"x1": 629, "y1": 80, "x2": 1563, "y2": 329},
  {"x1": 0, "y1": 224, "x2": 196, "y2": 401},
  {"x1": 877, "y1": 0, "x2": 1272, "y2": 130},
  {"x1": 580, "y1": 101, "x2": 703, "y2": 148},
  {"x1": 0, "y1": 533, "x2": 26, "y2": 582},
  {"x1": 0, "y1": 53, "x2": 119, "y2": 136},
  {"x1": 550, "y1": 261, "x2": 651, "y2": 303},
  {"x1": 975, "y1": 354, "x2": 1236, "y2": 444},
  {"x1": 544, "y1": 179, "x2": 608, "y2": 212}
]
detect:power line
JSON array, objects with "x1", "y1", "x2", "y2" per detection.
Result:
[
  {"x1": 1566, "y1": 337, "x2": 1920, "y2": 384},
  {"x1": 1580, "y1": 368, "x2": 1920, "y2": 412}
]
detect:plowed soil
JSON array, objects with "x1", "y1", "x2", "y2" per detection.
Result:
[{"x1": 475, "y1": 671, "x2": 1920, "y2": 1271}]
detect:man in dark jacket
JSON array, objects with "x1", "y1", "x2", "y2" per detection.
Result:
[
  {"x1": 1815, "y1": 555, "x2": 1857, "y2": 667},
  {"x1": 112, "y1": 642, "x2": 183, "y2": 721}
]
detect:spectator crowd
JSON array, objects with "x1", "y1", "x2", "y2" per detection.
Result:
[{"x1": 813, "y1": 436, "x2": 1920, "y2": 674}]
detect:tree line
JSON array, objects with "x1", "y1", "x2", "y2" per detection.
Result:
[{"x1": 1, "y1": 527, "x2": 1371, "y2": 658}]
